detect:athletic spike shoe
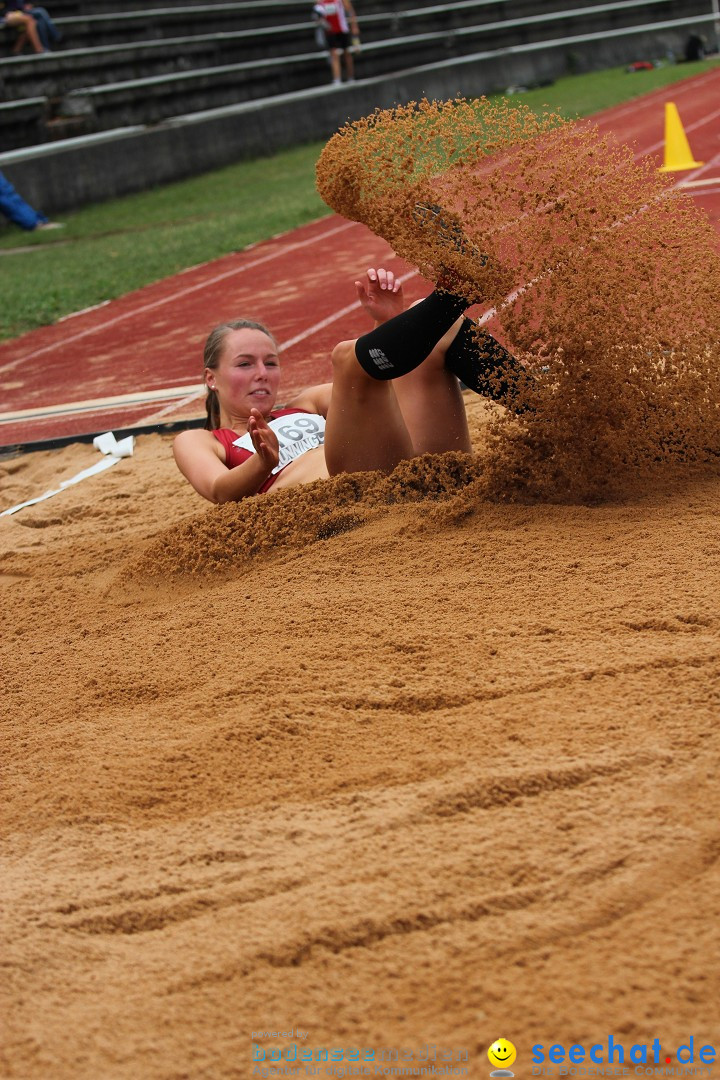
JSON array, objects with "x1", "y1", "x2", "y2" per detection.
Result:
[
  {"x1": 412, "y1": 202, "x2": 489, "y2": 302},
  {"x1": 412, "y1": 202, "x2": 487, "y2": 266}
]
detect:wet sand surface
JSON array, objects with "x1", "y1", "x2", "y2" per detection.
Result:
[{"x1": 2, "y1": 396, "x2": 720, "y2": 1078}]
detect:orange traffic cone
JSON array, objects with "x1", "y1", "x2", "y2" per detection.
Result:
[{"x1": 659, "y1": 102, "x2": 704, "y2": 172}]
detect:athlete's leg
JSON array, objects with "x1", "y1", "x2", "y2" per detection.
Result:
[
  {"x1": 329, "y1": 47, "x2": 341, "y2": 82},
  {"x1": 392, "y1": 317, "x2": 473, "y2": 455},
  {"x1": 444, "y1": 318, "x2": 536, "y2": 413},
  {"x1": 367, "y1": 311, "x2": 534, "y2": 455},
  {"x1": 324, "y1": 339, "x2": 414, "y2": 474},
  {"x1": 324, "y1": 288, "x2": 471, "y2": 474},
  {"x1": 353, "y1": 287, "x2": 469, "y2": 380}
]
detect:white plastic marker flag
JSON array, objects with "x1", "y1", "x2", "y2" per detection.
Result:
[{"x1": 1, "y1": 432, "x2": 135, "y2": 517}]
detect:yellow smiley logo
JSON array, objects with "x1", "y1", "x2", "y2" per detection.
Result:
[{"x1": 488, "y1": 1040, "x2": 517, "y2": 1069}]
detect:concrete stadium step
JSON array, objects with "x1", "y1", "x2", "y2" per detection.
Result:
[
  {"x1": 50, "y1": 0, "x2": 705, "y2": 134},
  {"x1": 45, "y1": 0, "x2": 475, "y2": 20},
  {"x1": 54, "y1": 4, "x2": 315, "y2": 49},
  {"x1": 1, "y1": 0, "x2": 699, "y2": 101},
  {"x1": 47, "y1": 0, "x2": 662, "y2": 49},
  {"x1": 54, "y1": 1, "x2": 453, "y2": 50},
  {"x1": 0, "y1": 5, "x2": 543, "y2": 100},
  {"x1": 8, "y1": 0, "x2": 650, "y2": 52},
  {"x1": 11, "y1": 0, "x2": 520, "y2": 59},
  {"x1": 1, "y1": 31, "x2": 322, "y2": 101},
  {"x1": 40, "y1": 0, "x2": 305, "y2": 15},
  {"x1": 0, "y1": 97, "x2": 49, "y2": 152},
  {"x1": 56, "y1": 52, "x2": 332, "y2": 130}
]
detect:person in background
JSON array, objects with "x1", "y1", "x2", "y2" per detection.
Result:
[
  {"x1": 1, "y1": 0, "x2": 44, "y2": 52},
  {"x1": 684, "y1": 33, "x2": 707, "y2": 61},
  {"x1": 0, "y1": 170, "x2": 64, "y2": 231},
  {"x1": 312, "y1": 0, "x2": 360, "y2": 85},
  {"x1": 24, "y1": 2, "x2": 61, "y2": 49}
]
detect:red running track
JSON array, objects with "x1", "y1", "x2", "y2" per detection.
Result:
[{"x1": 1, "y1": 65, "x2": 719, "y2": 448}]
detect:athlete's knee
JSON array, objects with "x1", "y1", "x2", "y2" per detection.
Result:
[{"x1": 331, "y1": 338, "x2": 361, "y2": 375}]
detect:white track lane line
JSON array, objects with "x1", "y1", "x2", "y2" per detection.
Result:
[
  {"x1": 0, "y1": 383, "x2": 202, "y2": 423},
  {"x1": 673, "y1": 148, "x2": 720, "y2": 186},
  {"x1": 279, "y1": 269, "x2": 419, "y2": 351},
  {"x1": 145, "y1": 388, "x2": 206, "y2": 424},
  {"x1": 680, "y1": 176, "x2": 720, "y2": 188},
  {"x1": 0, "y1": 218, "x2": 356, "y2": 377}
]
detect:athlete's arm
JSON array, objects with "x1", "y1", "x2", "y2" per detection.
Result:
[
  {"x1": 285, "y1": 382, "x2": 333, "y2": 416},
  {"x1": 343, "y1": 0, "x2": 359, "y2": 34},
  {"x1": 173, "y1": 416, "x2": 279, "y2": 503}
]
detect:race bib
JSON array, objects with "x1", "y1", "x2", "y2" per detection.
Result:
[{"x1": 232, "y1": 413, "x2": 326, "y2": 474}]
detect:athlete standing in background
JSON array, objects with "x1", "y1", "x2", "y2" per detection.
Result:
[{"x1": 312, "y1": 0, "x2": 360, "y2": 85}]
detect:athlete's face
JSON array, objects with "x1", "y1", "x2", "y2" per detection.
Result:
[{"x1": 208, "y1": 328, "x2": 281, "y2": 419}]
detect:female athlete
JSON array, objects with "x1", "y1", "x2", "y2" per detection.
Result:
[{"x1": 173, "y1": 266, "x2": 526, "y2": 503}]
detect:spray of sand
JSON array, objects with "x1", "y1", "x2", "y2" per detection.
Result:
[
  {"x1": 129, "y1": 99, "x2": 720, "y2": 579},
  {"x1": 316, "y1": 97, "x2": 720, "y2": 502}
]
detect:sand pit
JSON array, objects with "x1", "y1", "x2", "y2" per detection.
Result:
[{"x1": 2, "y1": 395, "x2": 720, "y2": 1079}]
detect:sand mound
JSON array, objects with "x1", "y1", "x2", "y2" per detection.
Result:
[
  {"x1": 130, "y1": 452, "x2": 483, "y2": 578},
  {"x1": 317, "y1": 98, "x2": 720, "y2": 500}
]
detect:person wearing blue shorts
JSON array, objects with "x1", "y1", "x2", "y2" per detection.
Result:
[{"x1": 0, "y1": 170, "x2": 63, "y2": 231}]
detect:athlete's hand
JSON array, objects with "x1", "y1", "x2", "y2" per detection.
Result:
[
  {"x1": 247, "y1": 409, "x2": 279, "y2": 472},
  {"x1": 355, "y1": 267, "x2": 404, "y2": 326}
]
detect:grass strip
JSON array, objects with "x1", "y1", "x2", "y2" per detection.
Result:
[{"x1": 1, "y1": 58, "x2": 717, "y2": 341}]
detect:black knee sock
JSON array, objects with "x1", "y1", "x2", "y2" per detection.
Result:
[
  {"x1": 354, "y1": 289, "x2": 468, "y2": 381},
  {"x1": 444, "y1": 318, "x2": 535, "y2": 413}
]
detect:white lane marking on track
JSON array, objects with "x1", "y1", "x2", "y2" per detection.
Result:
[
  {"x1": 279, "y1": 270, "x2": 419, "y2": 351},
  {"x1": 0, "y1": 383, "x2": 203, "y2": 423},
  {"x1": 57, "y1": 299, "x2": 112, "y2": 322},
  {"x1": 0, "y1": 219, "x2": 357, "y2": 376},
  {"x1": 672, "y1": 148, "x2": 720, "y2": 186},
  {"x1": 476, "y1": 164, "x2": 716, "y2": 326},
  {"x1": 144, "y1": 388, "x2": 207, "y2": 424},
  {"x1": 679, "y1": 183, "x2": 720, "y2": 193}
]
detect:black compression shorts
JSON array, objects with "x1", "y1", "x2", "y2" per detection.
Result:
[{"x1": 326, "y1": 30, "x2": 351, "y2": 48}]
